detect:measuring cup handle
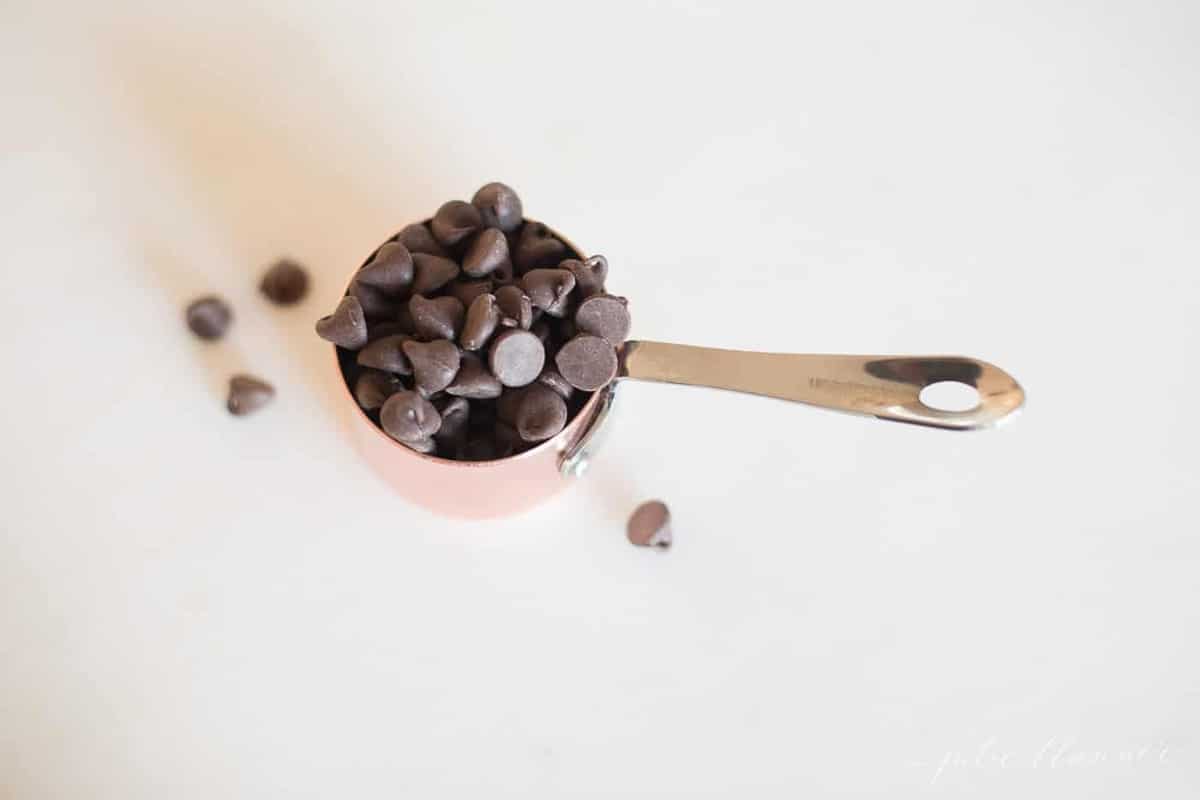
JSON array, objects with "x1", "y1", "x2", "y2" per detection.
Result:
[{"x1": 618, "y1": 341, "x2": 1024, "y2": 431}]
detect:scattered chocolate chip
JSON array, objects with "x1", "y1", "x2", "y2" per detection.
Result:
[
  {"x1": 488, "y1": 329, "x2": 545, "y2": 388},
  {"x1": 575, "y1": 294, "x2": 631, "y2": 346},
  {"x1": 515, "y1": 221, "x2": 569, "y2": 271},
  {"x1": 520, "y1": 268, "x2": 576, "y2": 317},
  {"x1": 316, "y1": 295, "x2": 368, "y2": 349},
  {"x1": 472, "y1": 182, "x2": 523, "y2": 232},
  {"x1": 515, "y1": 384, "x2": 568, "y2": 442},
  {"x1": 411, "y1": 253, "x2": 461, "y2": 296},
  {"x1": 462, "y1": 228, "x2": 512, "y2": 278},
  {"x1": 536, "y1": 367, "x2": 574, "y2": 400},
  {"x1": 627, "y1": 500, "x2": 672, "y2": 548},
  {"x1": 357, "y1": 242, "x2": 413, "y2": 293},
  {"x1": 349, "y1": 279, "x2": 398, "y2": 320},
  {"x1": 185, "y1": 296, "x2": 232, "y2": 340},
  {"x1": 447, "y1": 279, "x2": 494, "y2": 308},
  {"x1": 227, "y1": 374, "x2": 275, "y2": 416},
  {"x1": 259, "y1": 259, "x2": 310, "y2": 305},
  {"x1": 494, "y1": 285, "x2": 533, "y2": 329},
  {"x1": 410, "y1": 294, "x2": 465, "y2": 341},
  {"x1": 402, "y1": 339, "x2": 461, "y2": 396},
  {"x1": 380, "y1": 390, "x2": 441, "y2": 443},
  {"x1": 561, "y1": 258, "x2": 604, "y2": 299},
  {"x1": 446, "y1": 352, "x2": 503, "y2": 399},
  {"x1": 556, "y1": 334, "x2": 618, "y2": 391},
  {"x1": 431, "y1": 200, "x2": 482, "y2": 248},
  {"x1": 354, "y1": 369, "x2": 405, "y2": 410},
  {"x1": 396, "y1": 223, "x2": 446, "y2": 257},
  {"x1": 356, "y1": 334, "x2": 413, "y2": 375},
  {"x1": 460, "y1": 293, "x2": 501, "y2": 351}
]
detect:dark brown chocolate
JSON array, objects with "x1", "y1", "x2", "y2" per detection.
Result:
[
  {"x1": 410, "y1": 294, "x2": 465, "y2": 341},
  {"x1": 411, "y1": 253, "x2": 461, "y2": 296},
  {"x1": 259, "y1": 259, "x2": 310, "y2": 305},
  {"x1": 186, "y1": 296, "x2": 232, "y2": 340},
  {"x1": 445, "y1": 352, "x2": 503, "y2": 399},
  {"x1": 472, "y1": 182, "x2": 523, "y2": 232},
  {"x1": 356, "y1": 334, "x2": 413, "y2": 375},
  {"x1": 460, "y1": 293, "x2": 501, "y2": 351},
  {"x1": 357, "y1": 242, "x2": 413, "y2": 293},
  {"x1": 462, "y1": 228, "x2": 512, "y2": 278},
  {"x1": 488, "y1": 329, "x2": 545, "y2": 388},
  {"x1": 227, "y1": 374, "x2": 275, "y2": 416},
  {"x1": 431, "y1": 200, "x2": 482, "y2": 248},
  {"x1": 380, "y1": 390, "x2": 441, "y2": 443},
  {"x1": 402, "y1": 339, "x2": 461, "y2": 396},
  {"x1": 555, "y1": 334, "x2": 618, "y2": 391},
  {"x1": 316, "y1": 295, "x2": 368, "y2": 349},
  {"x1": 627, "y1": 500, "x2": 672, "y2": 548}
]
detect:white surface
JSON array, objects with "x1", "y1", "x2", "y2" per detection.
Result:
[{"x1": 2, "y1": 2, "x2": 1198, "y2": 797}]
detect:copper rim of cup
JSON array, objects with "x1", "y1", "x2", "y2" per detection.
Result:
[{"x1": 333, "y1": 219, "x2": 611, "y2": 469}]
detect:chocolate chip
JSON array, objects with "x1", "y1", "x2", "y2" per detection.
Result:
[
  {"x1": 431, "y1": 200, "x2": 482, "y2": 248},
  {"x1": 349, "y1": 279, "x2": 398, "y2": 320},
  {"x1": 446, "y1": 279, "x2": 494, "y2": 308},
  {"x1": 434, "y1": 395, "x2": 470, "y2": 447},
  {"x1": 227, "y1": 374, "x2": 275, "y2": 416},
  {"x1": 561, "y1": 257, "x2": 604, "y2": 300},
  {"x1": 460, "y1": 293, "x2": 501, "y2": 350},
  {"x1": 445, "y1": 352, "x2": 503, "y2": 399},
  {"x1": 186, "y1": 296, "x2": 232, "y2": 340},
  {"x1": 380, "y1": 390, "x2": 441, "y2": 443},
  {"x1": 584, "y1": 253, "x2": 608, "y2": 283},
  {"x1": 401, "y1": 339, "x2": 460, "y2": 396},
  {"x1": 259, "y1": 259, "x2": 310, "y2": 305},
  {"x1": 494, "y1": 285, "x2": 533, "y2": 329},
  {"x1": 515, "y1": 384, "x2": 568, "y2": 442},
  {"x1": 555, "y1": 334, "x2": 618, "y2": 391},
  {"x1": 472, "y1": 182, "x2": 523, "y2": 232},
  {"x1": 356, "y1": 334, "x2": 413, "y2": 375},
  {"x1": 357, "y1": 242, "x2": 413, "y2": 293},
  {"x1": 492, "y1": 261, "x2": 516, "y2": 285},
  {"x1": 396, "y1": 223, "x2": 446, "y2": 257},
  {"x1": 354, "y1": 369, "x2": 405, "y2": 410},
  {"x1": 627, "y1": 501, "x2": 672, "y2": 548},
  {"x1": 515, "y1": 221, "x2": 569, "y2": 272},
  {"x1": 411, "y1": 253, "x2": 461, "y2": 296},
  {"x1": 409, "y1": 294, "x2": 465, "y2": 341},
  {"x1": 316, "y1": 295, "x2": 368, "y2": 349},
  {"x1": 488, "y1": 329, "x2": 545, "y2": 388},
  {"x1": 520, "y1": 268, "x2": 576, "y2": 317},
  {"x1": 495, "y1": 386, "x2": 528, "y2": 426},
  {"x1": 536, "y1": 367, "x2": 574, "y2": 400},
  {"x1": 402, "y1": 437, "x2": 438, "y2": 454},
  {"x1": 462, "y1": 228, "x2": 512, "y2": 278},
  {"x1": 575, "y1": 294, "x2": 630, "y2": 346}
]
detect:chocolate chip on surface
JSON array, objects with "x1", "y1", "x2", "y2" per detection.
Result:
[
  {"x1": 445, "y1": 352, "x2": 503, "y2": 399},
  {"x1": 410, "y1": 294, "x2": 465, "y2": 341},
  {"x1": 462, "y1": 228, "x2": 512, "y2": 278},
  {"x1": 411, "y1": 253, "x2": 461, "y2": 296},
  {"x1": 472, "y1": 182, "x2": 523, "y2": 232},
  {"x1": 575, "y1": 294, "x2": 631, "y2": 346},
  {"x1": 460, "y1": 293, "x2": 501, "y2": 351},
  {"x1": 627, "y1": 500, "x2": 672, "y2": 548},
  {"x1": 402, "y1": 339, "x2": 461, "y2": 396},
  {"x1": 431, "y1": 200, "x2": 482, "y2": 248},
  {"x1": 520, "y1": 268, "x2": 576, "y2": 316},
  {"x1": 186, "y1": 296, "x2": 232, "y2": 340},
  {"x1": 227, "y1": 374, "x2": 275, "y2": 416},
  {"x1": 259, "y1": 259, "x2": 310, "y2": 305},
  {"x1": 354, "y1": 369, "x2": 405, "y2": 410},
  {"x1": 356, "y1": 334, "x2": 413, "y2": 375},
  {"x1": 514, "y1": 221, "x2": 568, "y2": 272},
  {"x1": 555, "y1": 334, "x2": 618, "y2": 391},
  {"x1": 515, "y1": 384, "x2": 568, "y2": 442},
  {"x1": 316, "y1": 295, "x2": 368, "y2": 349},
  {"x1": 357, "y1": 242, "x2": 413, "y2": 293},
  {"x1": 494, "y1": 284, "x2": 533, "y2": 329},
  {"x1": 488, "y1": 329, "x2": 545, "y2": 388},
  {"x1": 396, "y1": 223, "x2": 446, "y2": 257},
  {"x1": 380, "y1": 390, "x2": 441, "y2": 443}
]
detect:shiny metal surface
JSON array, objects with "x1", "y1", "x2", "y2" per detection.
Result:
[{"x1": 619, "y1": 341, "x2": 1024, "y2": 431}]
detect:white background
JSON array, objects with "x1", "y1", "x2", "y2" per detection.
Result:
[{"x1": 2, "y1": 1, "x2": 1197, "y2": 797}]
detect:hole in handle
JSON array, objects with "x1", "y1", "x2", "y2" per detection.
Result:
[{"x1": 919, "y1": 380, "x2": 980, "y2": 412}]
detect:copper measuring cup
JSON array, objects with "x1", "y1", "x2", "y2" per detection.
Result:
[{"x1": 334, "y1": 225, "x2": 1025, "y2": 519}]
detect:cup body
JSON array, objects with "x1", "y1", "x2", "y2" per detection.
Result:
[{"x1": 332, "y1": 221, "x2": 607, "y2": 519}]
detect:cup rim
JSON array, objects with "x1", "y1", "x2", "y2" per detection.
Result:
[{"x1": 333, "y1": 218, "x2": 607, "y2": 469}]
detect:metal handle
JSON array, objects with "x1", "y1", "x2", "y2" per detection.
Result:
[{"x1": 618, "y1": 341, "x2": 1024, "y2": 431}]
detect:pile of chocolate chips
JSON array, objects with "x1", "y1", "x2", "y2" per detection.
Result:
[{"x1": 315, "y1": 183, "x2": 630, "y2": 460}]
